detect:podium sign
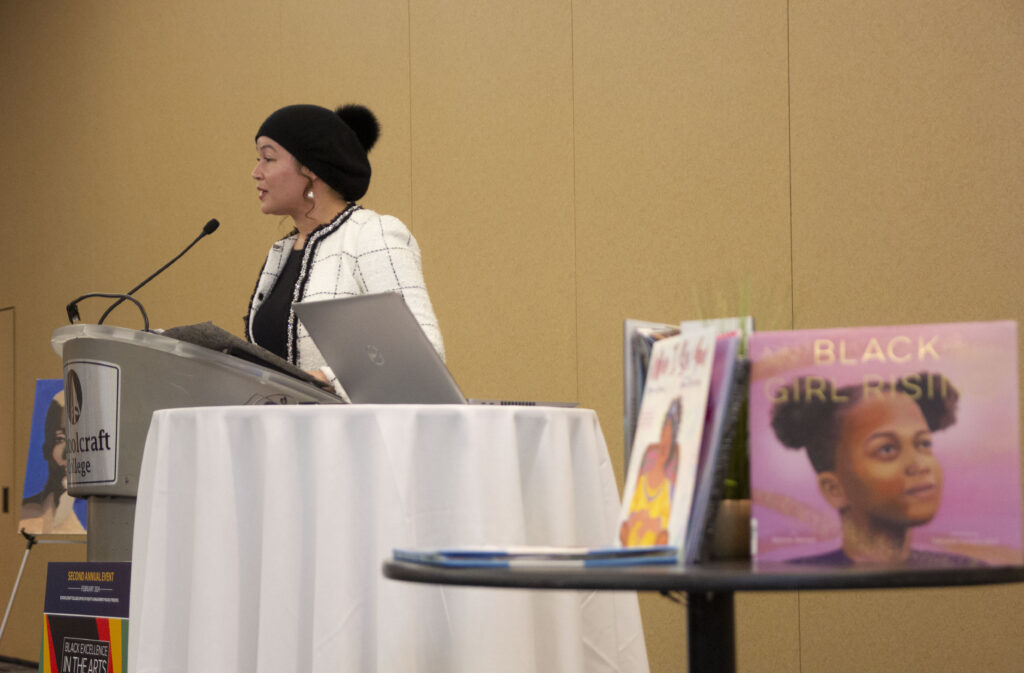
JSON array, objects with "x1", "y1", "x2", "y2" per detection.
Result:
[
  {"x1": 40, "y1": 562, "x2": 130, "y2": 673},
  {"x1": 64, "y1": 361, "x2": 121, "y2": 487}
]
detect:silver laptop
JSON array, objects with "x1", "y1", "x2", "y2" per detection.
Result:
[{"x1": 293, "y1": 293, "x2": 467, "y2": 404}]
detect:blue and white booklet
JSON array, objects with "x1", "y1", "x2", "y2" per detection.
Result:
[{"x1": 393, "y1": 545, "x2": 677, "y2": 568}]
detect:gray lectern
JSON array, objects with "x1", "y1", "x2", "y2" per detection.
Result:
[{"x1": 51, "y1": 324, "x2": 342, "y2": 561}]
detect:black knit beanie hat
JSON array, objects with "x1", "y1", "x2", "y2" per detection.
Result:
[{"x1": 256, "y1": 104, "x2": 380, "y2": 201}]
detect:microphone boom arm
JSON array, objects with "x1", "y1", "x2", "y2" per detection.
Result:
[
  {"x1": 96, "y1": 219, "x2": 219, "y2": 326},
  {"x1": 97, "y1": 234, "x2": 204, "y2": 325}
]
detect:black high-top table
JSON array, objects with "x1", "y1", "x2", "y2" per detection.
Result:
[{"x1": 383, "y1": 559, "x2": 1024, "y2": 673}]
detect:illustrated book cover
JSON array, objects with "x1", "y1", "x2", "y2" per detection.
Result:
[
  {"x1": 748, "y1": 320, "x2": 1022, "y2": 566},
  {"x1": 623, "y1": 319, "x2": 680, "y2": 467},
  {"x1": 623, "y1": 316, "x2": 752, "y2": 467},
  {"x1": 618, "y1": 325, "x2": 716, "y2": 551}
]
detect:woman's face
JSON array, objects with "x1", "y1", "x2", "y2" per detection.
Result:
[
  {"x1": 659, "y1": 418, "x2": 674, "y2": 447},
  {"x1": 52, "y1": 421, "x2": 67, "y2": 467},
  {"x1": 252, "y1": 137, "x2": 309, "y2": 217},
  {"x1": 832, "y1": 392, "x2": 943, "y2": 529}
]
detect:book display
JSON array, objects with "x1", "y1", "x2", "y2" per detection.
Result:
[
  {"x1": 387, "y1": 318, "x2": 1024, "y2": 673},
  {"x1": 394, "y1": 318, "x2": 751, "y2": 569},
  {"x1": 748, "y1": 320, "x2": 1022, "y2": 566},
  {"x1": 394, "y1": 317, "x2": 1023, "y2": 571},
  {"x1": 623, "y1": 317, "x2": 753, "y2": 467},
  {"x1": 622, "y1": 317, "x2": 752, "y2": 563}
]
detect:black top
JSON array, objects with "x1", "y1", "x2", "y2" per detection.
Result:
[
  {"x1": 251, "y1": 248, "x2": 303, "y2": 360},
  {"x1": 382, "y1": 559, "x2": 1024, "y2": 593}
]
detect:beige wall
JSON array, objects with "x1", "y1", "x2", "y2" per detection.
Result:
[{"x1": 1, "y1": 0, "x2": 1022, "y2": 670}]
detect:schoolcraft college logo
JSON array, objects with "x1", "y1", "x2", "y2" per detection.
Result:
[
  {"x1": 66, "y1": 369, "x2": 83, "y2": 424},
  {"x1": 63, "y1": 361, "x2": 120, "y2": 486}
]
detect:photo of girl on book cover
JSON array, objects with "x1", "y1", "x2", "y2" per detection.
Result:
[
  {"x1": 749, "y1": 321, "x2": 1022, "y2": 567},
  {"x1": 620, "y1": 397, "x2": 682, "y2": 547},
  {"x1": 771, "y1": 371, "x2": 982, "y2": 566}
]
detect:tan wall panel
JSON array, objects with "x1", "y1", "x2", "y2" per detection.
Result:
[
  {"x1": 3, "y1": 0, "x2": 280, "y2": 342},
  {"x1": 736, "y1": 592, "x2": 800, "y2": 673},
  {"x1": 574, "y1": 0, "x2": 794, "y2": 472},
  {"x1": 408, "y1": 0, "x2": 577, "y2": 402},
  {"x1": 799, "y1": 586, "x2": 1024, "y2": 673},
  {"x1": 789, "y1": 2, "x2": 1024, "y2": 671},
  {"x1": 790, "y1": 0, "x2": 1024, "y2": 328},
  {"x1": 572, "y1": 2, "x2": 793, "y2": 671},
  {"x1": 272, "y1": 0, "x2": 414, "y2": 223},
  {"x1": 1, "y1": 0, "x2": 415, "y2": 364},
  {"x1": 1, "y1": 309, "x2": 14, "y2": 525}
]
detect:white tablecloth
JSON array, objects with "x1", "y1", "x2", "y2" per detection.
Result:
[{"x1": 128, "y1": 405, "x2": 649, "y2": 673}]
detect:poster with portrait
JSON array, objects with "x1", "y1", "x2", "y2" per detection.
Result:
[
  {"x1": 20, "y1": 379, "x2": 87, "y2": 535},
  {"x1": 748, "y1": 321, "x2": 1021, "y2": 566}
]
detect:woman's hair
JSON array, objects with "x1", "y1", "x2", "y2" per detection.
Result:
[
  {"x1": 38, "y1": 396, "x2": 67, "y2": 495},
  {"x1": 660, "y1": 397, "x2": 683, "y2": 470},
  {"x1": 770, "y1": 371, "x2": 959, "y2": 473},
  {"x1": 663, "y1": 397, "x2": 682, "y2": 434}
]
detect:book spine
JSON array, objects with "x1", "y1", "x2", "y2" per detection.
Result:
[{"x1": 692, "y1": 358, "x2": 751, "y2": 564}]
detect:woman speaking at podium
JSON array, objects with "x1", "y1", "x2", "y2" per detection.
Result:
[{"x1": 246, "y1": 103, "x2": 444, "y2": 396}]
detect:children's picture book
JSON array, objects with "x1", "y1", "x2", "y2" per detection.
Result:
[
  {"x1": 748, "y1": 320, "x2": 1022, "y2": 567},
  {"x1": 682, "y1": 333, "x2": 749, "y2": 565},
  {"x1": 618, "y1": 325, "x2": 716, "y2": 552},
  {"x1": 623, "y1": 316, "x2": 753, "y2": 468},
  {"x1": 623, "y1": 319, "x2": 680, "y2": 466}
]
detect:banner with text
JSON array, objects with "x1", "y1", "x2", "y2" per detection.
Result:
[{"x1": 40, "y1": 562, "x2": 130, "y2": 673}]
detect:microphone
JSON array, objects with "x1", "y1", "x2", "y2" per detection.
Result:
[{"x1": 65, "y1": 219, "x2": 220, "y2": 328}]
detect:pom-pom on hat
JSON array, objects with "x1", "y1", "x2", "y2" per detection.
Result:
[{"x1": 256, "y1": 103, "x2": 380, "y2": 201}]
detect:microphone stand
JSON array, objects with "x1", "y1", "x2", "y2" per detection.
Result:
[
  {"x1": 63, "y1": 218, "x2": 218, "y2": 329},
  {"x1": 66, "y1": 293, "x2": 151, "y2": 332}
]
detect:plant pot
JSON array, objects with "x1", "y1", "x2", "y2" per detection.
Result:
[{"x1": 710, "y1": 498, "x2": 751, "y2": 560}]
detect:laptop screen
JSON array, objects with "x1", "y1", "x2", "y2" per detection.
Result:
[{"x1": 293, "y1": 293, "x2": 467, "y2": 404}]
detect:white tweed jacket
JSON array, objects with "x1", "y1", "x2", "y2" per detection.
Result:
[{"x1": 246, "y1": 205, "x2": 445, "y2": 395}]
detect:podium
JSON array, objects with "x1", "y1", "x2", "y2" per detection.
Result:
[{"x1": 51, "y1": 324, "x2": 341, "y2": 561}]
